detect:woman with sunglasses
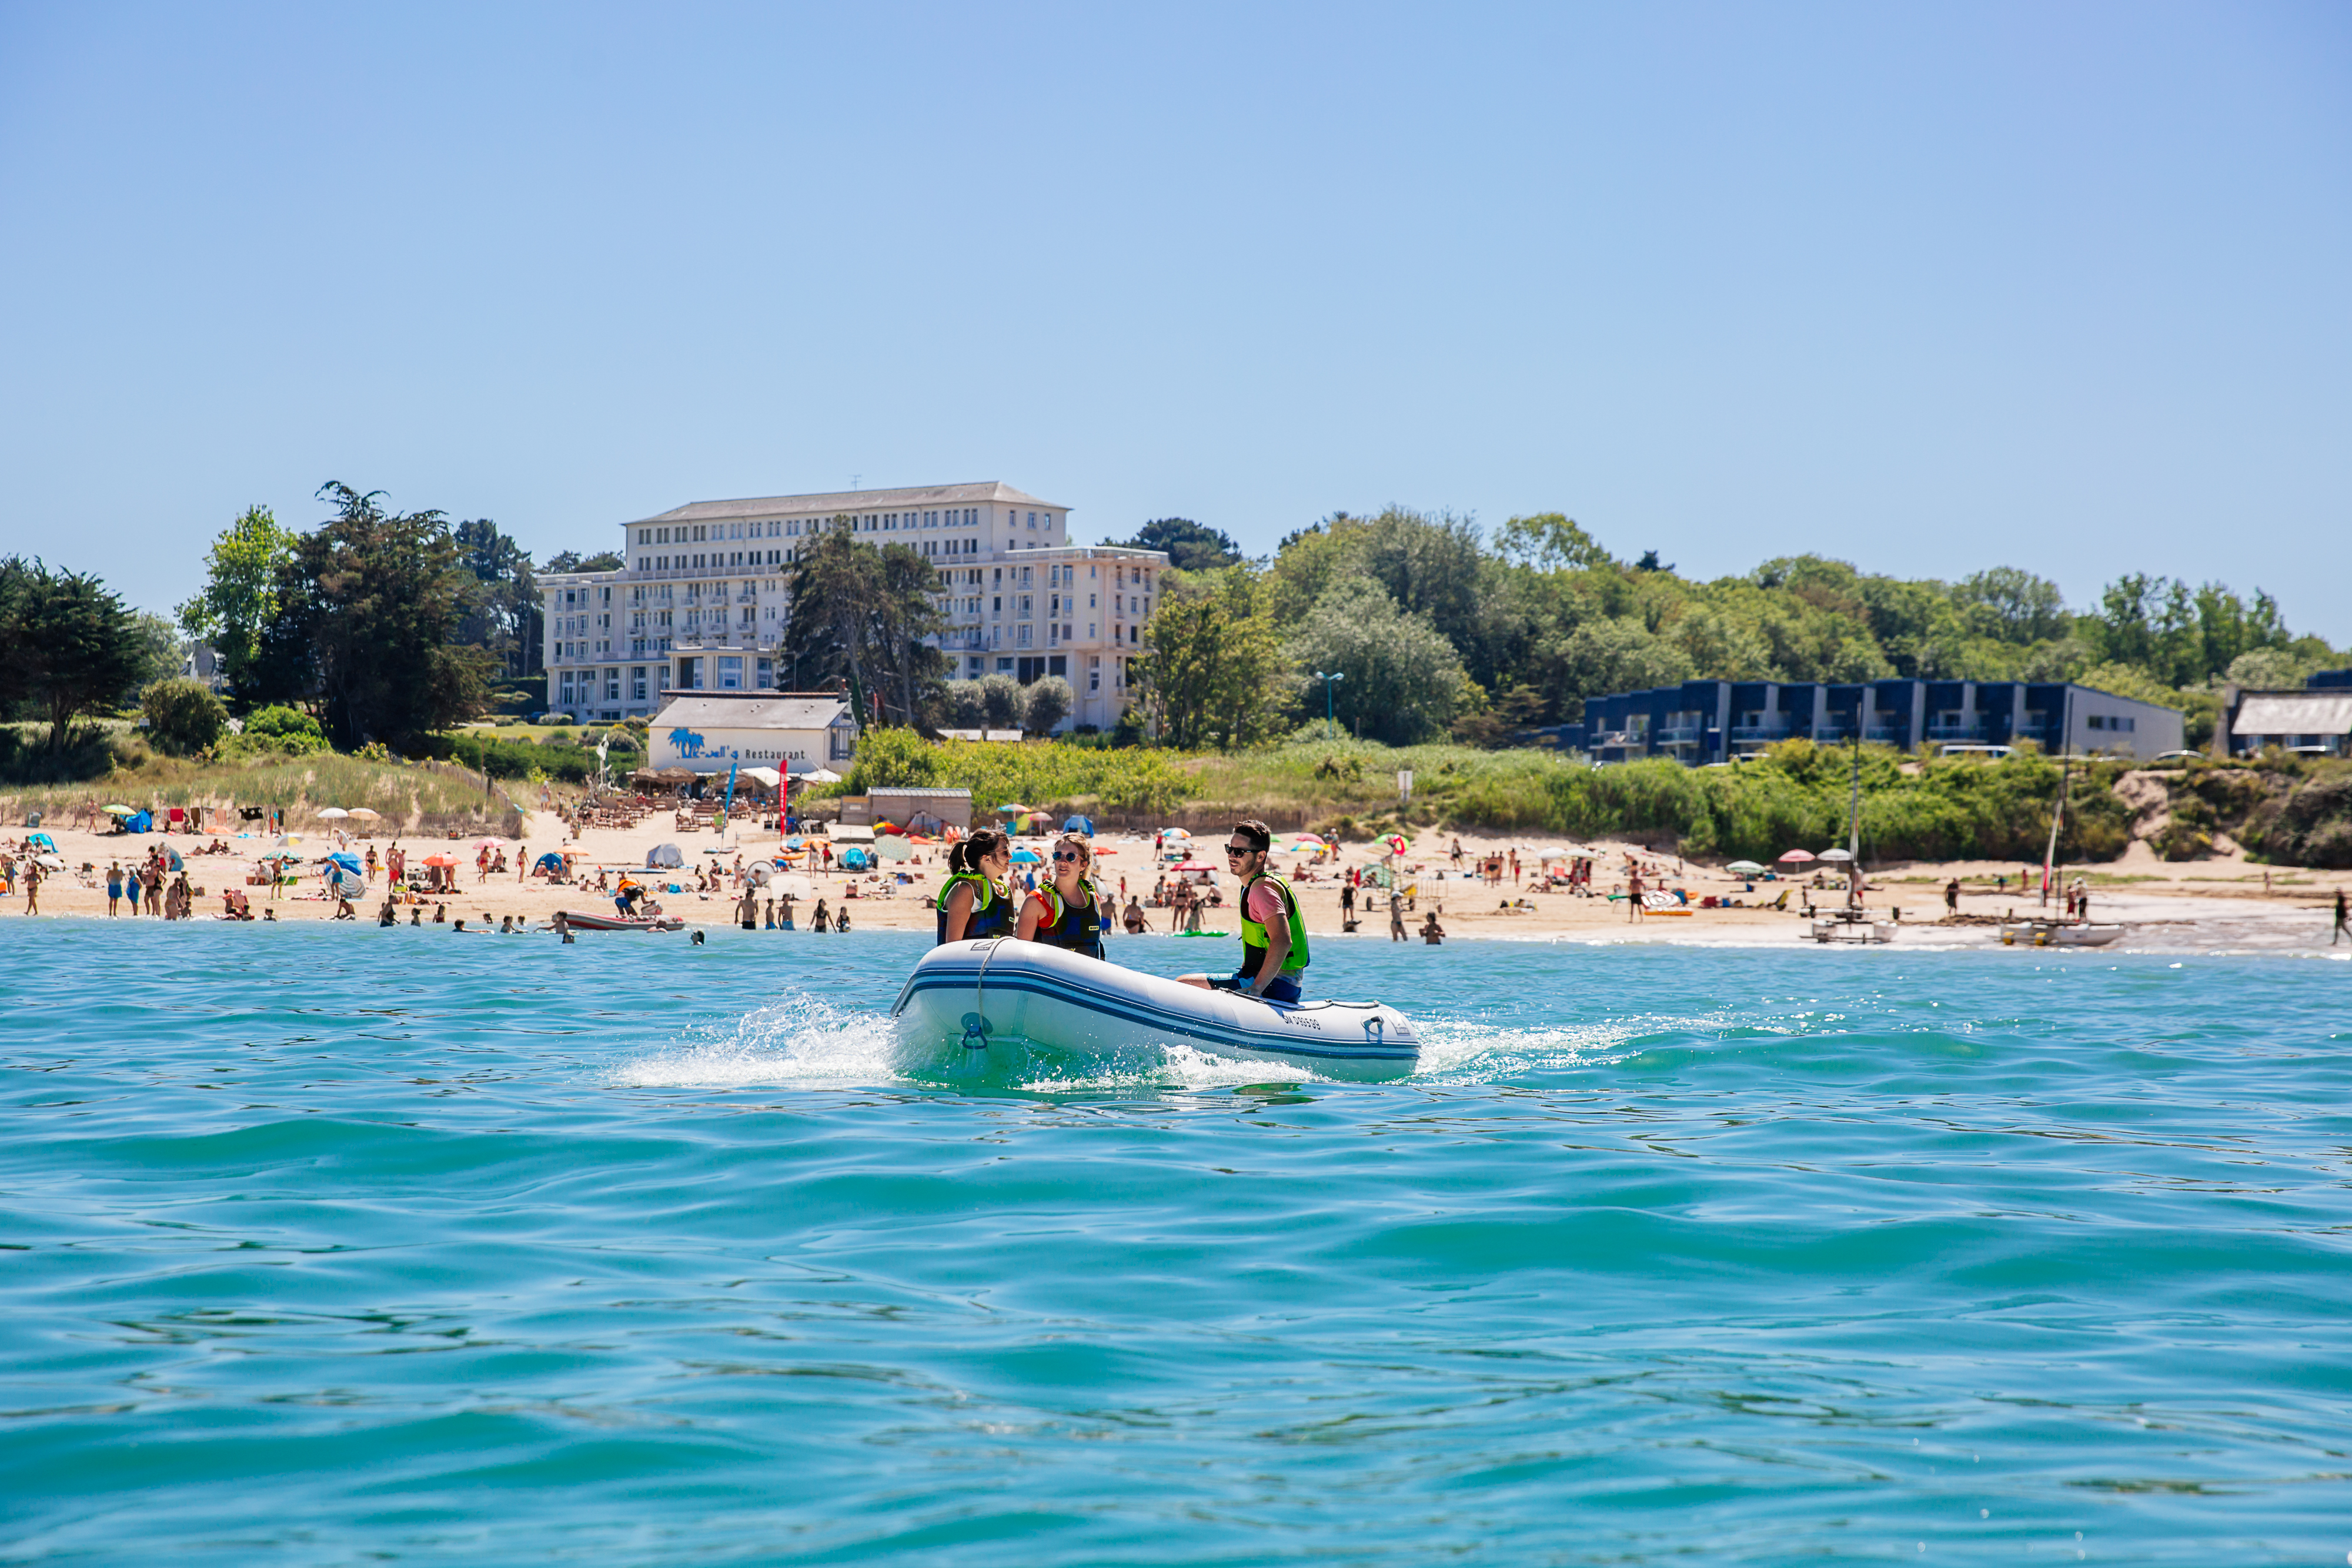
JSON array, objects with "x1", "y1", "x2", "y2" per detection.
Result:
[
  {"x1": 1180, "y1": 819, "x2": 1309, "y2": 1004},
  {"x1": 936, "y1": 826, "x2": 1015, "y2": 944},
  {"x1": 1017, "y1": 833, "x2": 1106, "y2": 959}
]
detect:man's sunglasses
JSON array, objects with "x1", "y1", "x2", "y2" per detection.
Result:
[{"x1": 1225, "y1": 844, "x2": 1260, "y2": 857}]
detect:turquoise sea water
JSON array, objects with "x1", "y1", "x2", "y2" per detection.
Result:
[{"x1": 4, "y1": 923, "x2": 2349, "y2": 1564}]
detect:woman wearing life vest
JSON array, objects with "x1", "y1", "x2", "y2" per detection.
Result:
[
  {"x1": 1017, "y1": 833, "x2": 1106, "y2": 958},
  {"x1": 936, "y1": 826, "x2": 1015, "y2": 944},
  {"x1": 1180, "y1": 818, "x2": 1309, "y2": 1004}
]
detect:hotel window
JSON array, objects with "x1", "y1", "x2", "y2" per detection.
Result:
[{"x1": 631, "y1": 668, "x2": 648, "y2": 701}]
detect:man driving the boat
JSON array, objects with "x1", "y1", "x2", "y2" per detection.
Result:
[{"x1": 1179, "y1": 820, "x2": 1308, "y2": 1005}]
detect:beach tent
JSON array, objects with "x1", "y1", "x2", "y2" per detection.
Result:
[
  {"x1": 838, "y1": 847, "x2": 872, "y2": 870},
  {"x1": 326, "y1": 851, "x2": 363, "y2": 874},
  {"x1": 1062, "y1": 815, "x2": 1095, "y2": 835},
  {"x1": 745, "y1": 862, "x2": 773, "y2": 887},
  {"x1": 536, "y1": 852, "x2": 570, "y2": 875},
  {"x1": 158, "y1": 845, "x2": 183, "y2": 872},
  {"x1": 645, "y1": 843, "x2": 684, "y2": 870},
  {"x1": 26, "y1": 833, "x2": 55, "y2": 853},
  {"x1": 125, "y1": 811, "x2": 153, "y2": 833}
]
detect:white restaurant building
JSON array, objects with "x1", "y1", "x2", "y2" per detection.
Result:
[{"x1": 538, "y1": 481, "x2": 1167, "y2": 733}]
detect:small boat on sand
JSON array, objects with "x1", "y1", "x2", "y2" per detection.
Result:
[
  {"x1": 1999, "y1": 920, "x2": 2124, "y2": 948},
  {"x1": 893, "y1": 940, "x2": 1420, "y2": 1081},
  {"x1": 557, "y1": 909, "x2": 684, "y2": 932}
]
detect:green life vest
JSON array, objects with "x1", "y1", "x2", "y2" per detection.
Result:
[
  {"x1": 1238, "y1": 871, "x2": 1310, "y2": 977},
  {"x1": 937, "y1": 872, "x2": 1010, "y2": 944}
]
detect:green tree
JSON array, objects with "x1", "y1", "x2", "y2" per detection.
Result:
[
  {"x1": 249, "y1": 483, "x2": 496, "y2": 748},
  {"x1": 1140, "y1": 564, "x2": 1290, "y2": 750},
  {"x1": 142, "y1": 677, "x2": 228, "y2": 755},
  {"x1": 1492, "y1": 513, "x2": 1612, "y2": 571},
  {"x1": 544, "y1": 549, "x2": 624, "y2": 573},
  {"x1": 1287, "y1": 579, "x2": 1467, "y2": 744},
  {"x1": 453, "y1": 519, "x2": 540, "y2": 677},
  {"x1": 978, "y1": 673, "x2": 1022, "y2": 729},
  {"x1": 780, "y1": 521, "x2": 946, "y2": 727},
  {"x1": 1952, "y1": 566, "x2": 2069, "y2": 643},
  {"x1": 176, "y1": 504, "x2": 296, "y2": 700},
  {"x1": 1022, "y1": 674, "x2": 1074, "y2": 735},
  {"x1": 1102, "y1": 517, "x2": 1241, "y2": 571},
  {"x1": 0, "y1": 560, "x2": 145, "y2": 750}
]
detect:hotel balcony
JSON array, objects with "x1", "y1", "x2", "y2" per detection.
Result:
[
  {"x1": 1865, "y1": 724, "x2": 1909, "y2": 745},
  {"x1": 1730, "y1": 724, "x2": 1792, "y2": 743}
]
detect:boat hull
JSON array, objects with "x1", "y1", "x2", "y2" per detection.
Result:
[
  {"x1": 1999, "y1": 921, "x2": 2123, "y2": 948},
  {"x1": 892, "y1": 940, "x2": 1421, "y2": 1082},
  {"x1": 557, "y1": 909, "x2": 684, "y2": 932}
]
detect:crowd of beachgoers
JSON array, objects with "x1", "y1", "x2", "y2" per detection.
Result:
[{"x1": 3, "y1": 802, "x2": 2347, "y2": 954}]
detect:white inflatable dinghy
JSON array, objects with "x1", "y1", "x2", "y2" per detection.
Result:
[{"x1": 893, "y1": 940, "x2": 1420, "y2": 1081}]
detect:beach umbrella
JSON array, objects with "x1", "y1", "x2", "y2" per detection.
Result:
[
  {"x1": 1537, "y1": 846, "x2": 1572, "y2": 860},
  {"x1": 1726, "y1": 860, "x2": 1766, "y2": 875},
  {"x1": 1776, "y1": 848, "x2": 1816, "y2": 864},
  {"x1": 326, "y1": 851, "x2": 363, "y2": 874},
  {"x1": 347, "y1": 807, "x2": 379, "y2": 820},
  {"x1": 318, "y1": 807, "x2": 349, "y2": 819},
  {"x1": 997, "y1": 802, "x2": 1034, "y2": 815},
  {"x1": 1818, "y1": 847, "x2": 1855, "y2": 862},
  {"x1": 1170, "y1": 859, "x2": 1218, "y2": 874},
  {"x1": 475, "y1": 838, "x2": 503, "y2": 848},
  {"x1": 274, "y1": 834, "x2": 303, "y2": 848},
  {"x1": 423, "y1": 853, "x2": 457, "y2": 868},
  {"x1": 874, "y1": 837, "x2": 913, "y2": 862},
  {"x1": 1159, "y1": 826, "x2": 1191, "y2": 839},
  {"x1": 102, "y1": 804, "x2": 135, "y2": 816},
  {"x1": 1010, "y1": 847, "x2": 1044, "y2": 864}
]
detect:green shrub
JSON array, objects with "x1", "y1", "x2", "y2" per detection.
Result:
[
  {"x1": 843, "y1": 727, "x2": 1201, "y2": 815},
  {"x1": 229, "y1": 705, "x2": 330, "y2": 757},
  {"x1": 141, "y1": 678, "x2": 228, "y2": 757}
]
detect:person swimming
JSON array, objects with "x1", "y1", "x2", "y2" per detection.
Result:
[
  {"x1": 936, "y1": 826, "x2": 1015, "y2": 944},
  {"x1": 1017, "y1": 833, "x2": 1105, "y2": 959},
  {"x1": 1179, "y1": 820, "x2": 1308, "y2": 1004}
]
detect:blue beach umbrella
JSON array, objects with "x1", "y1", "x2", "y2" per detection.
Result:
[{"x1": 1010, "y1": 847, "x2": 1044, "y2": 864}]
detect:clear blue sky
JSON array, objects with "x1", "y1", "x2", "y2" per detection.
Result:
[{"x1": 3, "y1": 1, "x2": 2346, "y2": 640}]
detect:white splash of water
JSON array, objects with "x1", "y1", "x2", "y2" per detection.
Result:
[{"x1": 610, "y1": 991, "x2": 908, "y2": 1088}]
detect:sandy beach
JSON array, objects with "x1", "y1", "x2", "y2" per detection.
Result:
[{"x1": 12, "y1": 807, "x2": 2348, "y2": 955}]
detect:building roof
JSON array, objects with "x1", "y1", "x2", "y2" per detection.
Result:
[
  {"x1": 2233, "y1": 694, "x2": 2352, "y2": 735},
  {"x1": 649, "y1": 693, "x2": 853, "y2": 730},
  {"x1": 866, "y1": 786, "x2": 975, "y2": 799},
  {"x1": 632, "y1": 482, "x2": 1062, "y2": 527}
]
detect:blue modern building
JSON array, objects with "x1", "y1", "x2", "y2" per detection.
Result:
[{"x1": 1561, "y1": 679, "x2": 2185, "y2": 764}]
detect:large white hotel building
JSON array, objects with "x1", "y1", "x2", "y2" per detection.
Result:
[{"x1": 537, "y1": 481, "x2": 1168, "y2": 733}]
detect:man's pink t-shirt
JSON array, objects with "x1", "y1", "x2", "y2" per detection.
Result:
[{"x1": 1244, "y1": 878, "x2": 1289, "y2": 928}]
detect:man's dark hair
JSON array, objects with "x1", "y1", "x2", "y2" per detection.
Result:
[{"x1": 1232, "y1": 819, "x2": 1271, "y2": 853}]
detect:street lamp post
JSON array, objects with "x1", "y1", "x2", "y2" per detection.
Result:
[{"x1": 1313, "y1": 670, "x2": 1345, "y2": 740}]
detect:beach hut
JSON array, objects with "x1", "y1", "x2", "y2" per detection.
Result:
[{"x1": 644, "y1": 843, "x2": 684, "y2": 870}]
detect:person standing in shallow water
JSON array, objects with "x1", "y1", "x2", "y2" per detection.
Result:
[{"x1": 2334, "y1": 888, "x2": 2348, "y2": 945}]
